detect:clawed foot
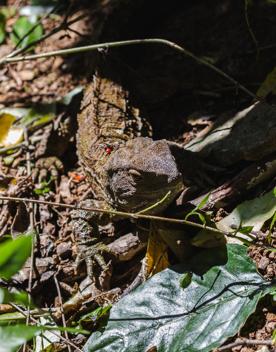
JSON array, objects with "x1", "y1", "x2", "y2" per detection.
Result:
[
  {"x1": 75, "y1": 241, "x2": 113, "y2": 279},
  {"x1": 32, "y1": 156, "x2": 64, "y2": 184}
]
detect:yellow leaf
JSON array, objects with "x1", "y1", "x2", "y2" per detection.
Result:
[
  {"x1": 0, "y1": 113, "x2": 24, "y2": 147},
  {"x1": 143, "y1": 228, "x2": 169, "y2": 278}
]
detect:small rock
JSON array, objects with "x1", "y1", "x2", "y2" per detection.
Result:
[
  {"x1": 258, "y1": 257, "x2": 270, "y2": 270},
  {"x1": 19, "y1": 70, "x2": 35, "y2": 81}
]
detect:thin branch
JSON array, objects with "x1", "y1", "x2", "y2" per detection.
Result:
[
  {"x1": 0, "y1": 195, "x2": 254, "y2": 243},
  {"x1": 216, "y1": 338, "x2": 273, "y2": 351},
  {"x1": 0, "y1": 12, "x2": 89, "y2": 66},
  {"x1": 54, "y1": 275, "x2": 72, "y2": 352},
  {"x1": 2, "y1": 38, "x2": 258, "y2": 100}
]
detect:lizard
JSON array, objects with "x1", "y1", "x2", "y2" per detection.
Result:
[{"x1": 70, "y1": 60, "x2": 209, "y2": 281}]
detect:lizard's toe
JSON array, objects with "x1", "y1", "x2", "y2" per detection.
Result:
[{"x1": 76, "y1": 242, "x2": 113, "y2": 279}]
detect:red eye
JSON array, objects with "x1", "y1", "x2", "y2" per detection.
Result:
[{"x1": 105, "y1": 146, "x2": 113, "y2": 154}]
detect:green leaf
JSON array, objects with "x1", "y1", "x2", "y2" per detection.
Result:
[
  {"x1": 218, "y1": 189, "x2": 276, "y2": 237},
  {"x1": 34, "y1": 180, "x2": 52, "y2": 195},
  {"x1": 0, "y1": 7, "x2": 16, "y2": 19},
  {"x1": 238, "y1": 225, "x2": 254, "y2": 235},
  {"x1": 0, "y1": 288, "x2": 30, "y2": 307},
  {"x1": 79, "y1": 306, "x2": 112, "y2": 330},
  {"x1": 179, "y1": 272, "x2": 192, "y2": 289},
  {"x1": 269, "y1": 212, "x2": 276, "y2": 231},
  {"x1": 272, "y1": 329, "x2": 276, "y2": 344},
  {"x1": 0, "y1": 325, "x2": 41, "y2": 352},
  {"x1": 0, "y1": 14, "x2": 6, "y2": 44},
  {"x1": 184, "y1": 193, "x2": 210, "y2": 222},
  {"x1": 196, "y1": 192, "x2": 210, "y2": 210},
  {"x1": 84, "y1": 244, "x2": 275, "y2": 352},
  {"x1": 19, "y1": 104, "x2": 55, "y2": 129},
  {"x1": 10, "y1": 16, "x2": 43, "y2": 49},
  {"x1": 0, "y1": 234, "x2": 33, "y2": 279},
  {"x1": 0, "y1": 311, "x2": 26, "y2": 323}
]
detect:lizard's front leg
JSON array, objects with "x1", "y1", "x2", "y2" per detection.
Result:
[{"x1": 70, "y1": 199, "x2": 113, "y2": 282}]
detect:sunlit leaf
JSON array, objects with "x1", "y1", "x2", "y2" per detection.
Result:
[
  {"x1": 0, "y1": 325, "x2": 41, "y2": 352},
  {"x1": 218, "y1": 188, "x2": 276, "y2": 238},
  {"x1": 0, "y1": 114, "x2": 16, "y2": 145},
  {"x1": 11, "y1": 16, "x2": 43, "y2": 49},
  {"x1": 0, "y1": 288, "x2": 30, "y2": 307},
  {"x1": 0, "y1": 234, "x2": 33, "y2": 279},
  {"x1": 84, "y1": 245, "x2": 274, "y2": 352},
  {"x1": 272, "y1": 329, "x2": 276, "y2": 344},
  {"x1": 19, "y1": 104, "x2": 55, "y2": 129}
]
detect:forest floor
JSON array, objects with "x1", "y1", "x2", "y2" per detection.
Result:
[{"x1": 0, "y1": 0, "x2": 275, "y2": 351}]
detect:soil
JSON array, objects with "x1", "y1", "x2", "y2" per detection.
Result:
[{"x1": 0, "y1": 1, "x2": 275, "y2": 351}]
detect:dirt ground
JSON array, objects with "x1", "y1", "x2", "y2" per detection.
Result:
[{"x1": 0, "y1": 0, "x2": 275, "y2": 351}]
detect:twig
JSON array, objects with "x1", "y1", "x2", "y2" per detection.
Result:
[
  {"x1": 10, "y1": 303, "x2": 82, "y2": 352},
  {"x1": 0, "y1": 12, "x2": 89, "y2": 66},
  {"x1": 54, "y1": 275, "x2": 72, "y2": 352},
  {"x1": 2, "y1": 38, "x2": 258, "y2": 100},
  {"x1": 0, "y1": 195, "x2": 255, "y2": 242},
  {"x1": 216, "y1": 338, "x2": 273, "y2": 351}
]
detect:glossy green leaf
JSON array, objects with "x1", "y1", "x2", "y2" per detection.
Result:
[
  {"x1": 11, "y1": 16, "x2": 43, "y2": 49},
  {"x1": 0, "y1": 325, "x2": 41, "y2": 352},
  {"x1": 0, "y1": 234, "x2": 33, "y2": 279},
  {"x1": 84, "y1": 245, "x2": 274, "y2": 352}
]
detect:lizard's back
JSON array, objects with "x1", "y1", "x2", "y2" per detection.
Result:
[{"x1": 77, "y1": 62, "x2": 152, "y2": 202}]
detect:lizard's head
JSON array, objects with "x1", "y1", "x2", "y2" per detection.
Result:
[{"x1": 105, "y1": 137, "x2": 183, "y2": 213}]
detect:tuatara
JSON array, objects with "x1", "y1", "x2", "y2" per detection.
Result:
[{"x1": 71, "y1": 63, "x2": 208, "y2": 280}]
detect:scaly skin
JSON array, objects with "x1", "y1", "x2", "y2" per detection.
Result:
[
  {"x1": 71, "y1": 62, "x2": 203, "y2": 281},
  {"x1": 72, "y1": 61, "x2": 213, "y2": 282},
  {"x1": 72, "y1": 64, "x2": 153, "y2": 279}
]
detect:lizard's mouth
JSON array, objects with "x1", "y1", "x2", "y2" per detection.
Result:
[{"x1": 106, "y1": 169, "x2": 183, "y2": 214}]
